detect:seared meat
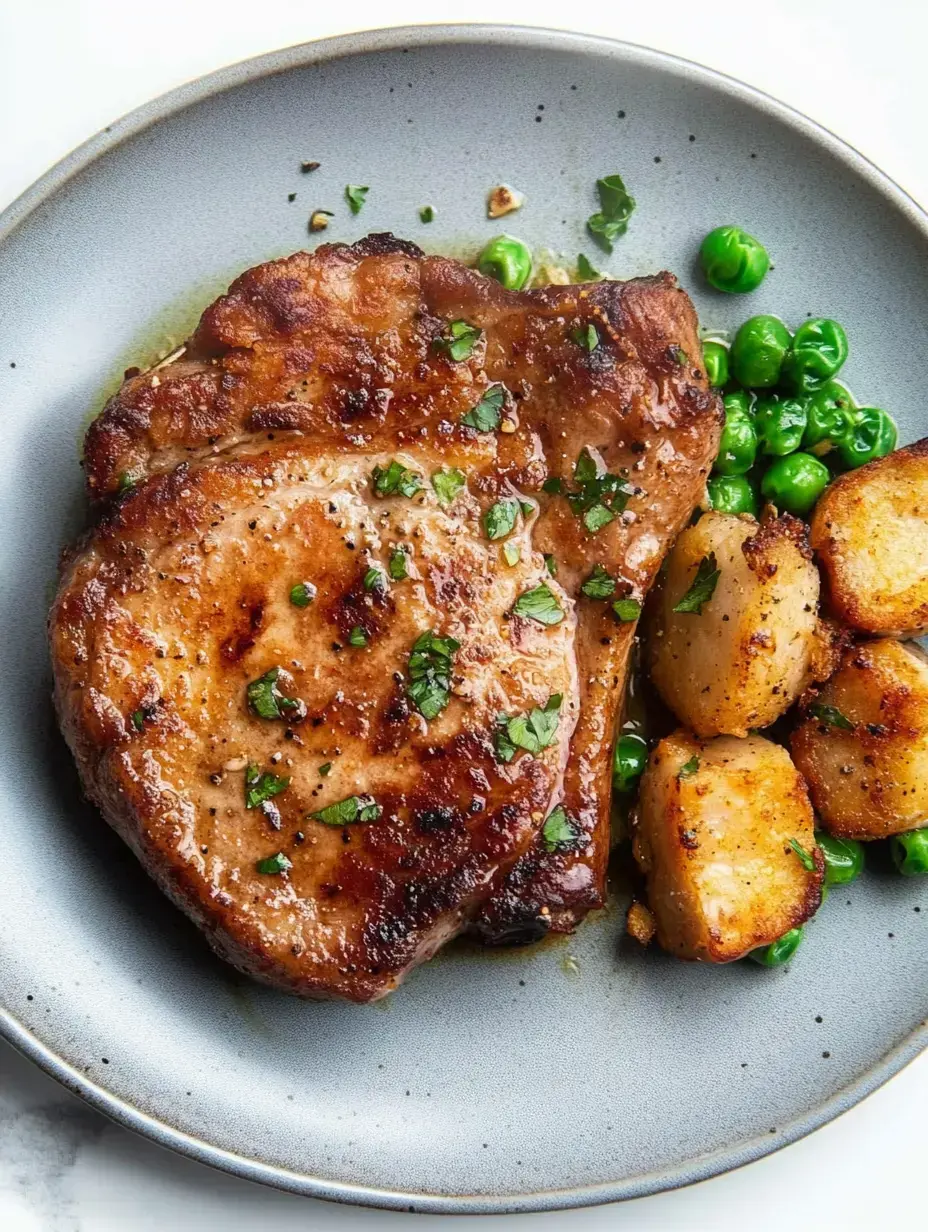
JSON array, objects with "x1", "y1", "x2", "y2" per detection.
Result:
[{"x1": 51, "y1": 235, "x2": 720, "y2": 1000}]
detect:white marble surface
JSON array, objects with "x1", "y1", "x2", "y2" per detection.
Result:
[{"x1": 2, "y1": 2, "x2": 927, "y2": 1228}]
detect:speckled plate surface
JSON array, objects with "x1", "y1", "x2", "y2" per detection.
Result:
[{"x1": 1, "y1": 24, "x2": 927, "y2": 1215}]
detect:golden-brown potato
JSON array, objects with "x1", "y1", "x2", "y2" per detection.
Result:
[
  {"x1": 646, "y1": 511, "x2": 825, "y2": 737},
  {"x1": 791, "y1": 639, "x2": 928, "y2": 839},
  {"x1": 810, "y1": 438, "x2": 928, "y2": 637},
  {"x1": 632, "y1": 730, "x2": 823, "y2": 962}
]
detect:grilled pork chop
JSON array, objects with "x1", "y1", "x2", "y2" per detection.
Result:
[{"x1": 51, "y1": 235, "x2": 721, "y2": 1000}]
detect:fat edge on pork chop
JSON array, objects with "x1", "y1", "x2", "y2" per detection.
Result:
[{"x1": 50, "y1": 235, "x2": 721, "y2": 1001}]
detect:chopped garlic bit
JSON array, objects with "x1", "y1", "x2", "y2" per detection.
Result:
[
  {"x1": 487, "y1": 184, "x2": 524, "y2": 219},
  {"x1": 627, "y1": 900, "x2": 656, "y2": 946},
  {"x1": 309, "y1": 210, "x2": 333, "y2": 233}
]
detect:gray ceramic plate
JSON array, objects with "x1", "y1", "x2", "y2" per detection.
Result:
[{"x1": 1, "y1": 24, "x2": 927, "y2": 1216}]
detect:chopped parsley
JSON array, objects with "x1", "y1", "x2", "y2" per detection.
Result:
[
  {"x1": 513, "y1": 584, "x2": 564, "y2": 626},
  {"x1": 542, "y1": 477, "x2": 564, "y2": 495},
  {"x1": 246, "y1": 667, "x2": 306, "y2": 721},
  {"x1": 406, "y1": 629, "x2": 461, "y2": 721},
  {"x1": 371, "y1": 459, "x2": 423, "y2": 498},
  {"x1": 289, "y1": 581, "x2": 317, "y2": 607},
  {"x1": 462, "y1": 384, "x2": 505, "y2": 431},
  {"x1": 576, "y1": 253, "x2": 602, "y2": 281},
  {"x1": 612, "y1": 598, "x2": 642, "y2": 623},
  {"x1": 571, "y1": 323, "x2": 600, "y2": 352},
  {"x1": 672, "y1": 553, "x2": 721, "y2": 615},
  {"x1": 434, "y1": 319, "x2": 482, "y2": 362},
  {"x1": 809, "y1": 703, "x2": 854, "y2": 731},
  {"x1": 363, "y1": 567, "x2": 387, "y2": 593},
  {"x1": 388, "y1": 548, "x2": 409, "y2": 581},
  {"x1": 311, "y1": 794, "x2": 382, "y2": 826},
  {"x1": 432, "y1": 467, "x2": 466, "y2": 506},
  {"x1": 419, "y1": 204, "x2": 435, "y2": 223},
  {"x1": 519, "y1": 500, "x2": 534, "y2": 518},
  {"x1": 256, "y1": 852, "x2": 292, "y2": 875},
  {"x1": 544, "y1": 553, "x2": 558, "y2": 577},
  {"x1": 586, "y1": 173, "x2": 636, "y2": 253},
  {"x1": 318, "y1": 762, "x2": 333, "y2": 777},
  {"x1": 789, "y1": 838, "x2": 816, "y2": 872},
  {"x1": 541, "y1": 805, "x2": 582, "y2": 853},
  {"x1": 345, "y1": 184, "x2": 369, "y2": 214},
  {"x1": 116, "y1": 471, "x2": 137, "y2": 494},
  {"x1": 503, "y1": 541, "x2": 521, "y2": 566},
  {"x1": 581, "y1": 564, "x2": 616, "y2": 599},
  {"x1": 348, "y1": 625, "x2": 369, "y2": 648},
  {"x1": 245, "y1": 764, "x2": 291, "y2": 810},
  {"x1": 130, "y1": 709, "x2": 145, "y2": 732},
  {"x1": 484, "y1": 498, "x2": 519, "y2": 541},
  {"x1": 494, "y1": 694, "x2": 563, "y2": 763},
  {"x1": 565, "y1": 447, "x2": 634, "y2": 534},
  {"x1": 678, "y1": 755, "x2": 700, "y2": 779}
]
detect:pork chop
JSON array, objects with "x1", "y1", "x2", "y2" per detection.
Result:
[{"x1": 51, "y1": 235, "x2": 721, "y2": 1000}]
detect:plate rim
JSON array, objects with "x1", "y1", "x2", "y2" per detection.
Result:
[{"x1": 3, "y1": 22, "x2": 928, "y2": 1215}]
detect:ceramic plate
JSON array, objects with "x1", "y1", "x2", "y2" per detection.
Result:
[{"x1": 1, "y1": 24, "x2": 927, "y2": 1215}]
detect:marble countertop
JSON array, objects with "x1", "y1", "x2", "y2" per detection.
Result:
[{"x1": 2, "y1": 2, "x2": 927, "y2": 1227}]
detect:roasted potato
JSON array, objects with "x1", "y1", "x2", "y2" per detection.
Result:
[
  {"x1": 633, "y1": 730, "x2": 823, "y2": 962},
  {"x1": 791, "y1": 639, "x2": 928, "y2": 839},
  {"x1": 810, "y1": 438, "x2": 928, "y2": 637},
  {"x1": 646, "y1": 511, "x2": 826, "y2": 737}
]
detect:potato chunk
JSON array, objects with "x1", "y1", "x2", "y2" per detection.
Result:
[
  {"x1": 646, "y1": 512, "x2": 823, "y2": 737},
  {"x1": 633, "y1": 730, "x2": 823, "y2": 962},
  {"x1": 791, "y1": 639, "x2": 928, "y2": 839},
  {"x1": 810, "y1": 438, "x2": 928, "y2": 636}
]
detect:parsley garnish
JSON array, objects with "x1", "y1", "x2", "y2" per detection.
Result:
[
  {"x1": 513, "y1": 584, "x2": 564, "y2": 626},
  {"x1": 246, "y1": 667, "x2": 306, "y2": 721},
  {"x1": 672, "y1": 553, "x2": 720, "y2": 615},
  {"x1": 289, "y1": 581, "x2": 316, "y2": 607},
  {"x1": 116, "y1": 471, "x2": 137, "y2": 494},
  {"x1": 581, "y1": 564, "x2": 616, "y2": 599},
  {"x1": 570, "y1": 323, "x2": 600, "y2": 352},
  {"x1": 494, "y1": 694, "x2": 563, "y2": 763},
  {"x1": 519, "y1": 500, "x2": 534, "y2": 518},
  {"x1": 419, "y1": 204, "x2": 435, "y2": 223},
  {"x1": 542, "y1": 477, "x2": 564, "y2": 495},
  {"x1": 406, "y1": 629, "x2": 461, "y2": 721},
  {"x1": 544, "y1": 554, "x2": 558, "y2": 577},
  {"x1": 318, "y1": 762, "x2": 333, "y2": 777},
  {"x1": 311, "y1": 794, "x2": 382, "y2": 826},
  {"x1": 612, "y1": 598, "x2": 641, "y2": 623},
  {"x1": 245, "y1": 764, "x2": 291, "y2": 810},
  {"x1": 503, "y1": 541, "x2": 521, "y2": 566},
  {"x1": 462, "y1": 384, "x2": 505, "y2": 431},
  {"x1": 484, "y1": 498, "x2": 519, "y2": 541},
  {"x1": 678, "y1": 755, "x2": 700, "y2": 779},
  {"x1": 565, "y1": 447, "x2": 634, "y2": 534},
  {"x1": 432, "y1": 467, "x2": 466, "y2": 506},
  {"x1": 789, "y1": 838, "x2": 816, "y2": 871},
  {"x1": 541, "y1": 805, "x2": 582, "y2": 852},
  {"x1": 576, "y1": 253, "x2": 602, "y2": 281},
  {"x1": 809, "y1": 703, "x2": 854, "y2": 731},
  {"x1": 586, "y1": 173, "x2": 636, "y2": 253},
  {"x1": 256, "y1": 852, "x2": 292, "y2": 875},
  {"x1": 434, "y1": 319, "x2": 482, "y2": 362},
  {"x1": 130, "y1": 709, "x2": 145, "y2": 732},
  {"x1": 388, "y1": 548, "x2": 409, "y2": 581},
  {"x1": 363, "y1": 567, "x2": 386, "y2": 593},
  {"x1": 371, "y1": 460, "x2": 423, "y2": 498},
  {"x1": 345, "y1": 184, "x2": 369, "y2": 214},
  {"x1": 348, "y1": 625, "x2": 368, "y2": 648}
]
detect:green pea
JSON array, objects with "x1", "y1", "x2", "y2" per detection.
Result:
[
  {"x1": 781, "y1": 318, "x2": 848, "y2": 394},
  {"x1": 803, "y1": 381, "x2": 856, "y2": 455},
  {"x1": 613, "y1": 734, "x2": 648, "y2": 794},
  {"x1": 748, "y1": 926, "x2": 803, "y2": 967},
  {"x1": 713, "y1": 396, "x2": 757, "y2": 476},
  {"x1": 761, "y1": 452, "x2": 830, "y2": 516},
  {"x1": 699, "y1": 226, "x2": 770, "y2": 294},
  {"x1": 724, "y1": 389, "x2": 753, "y2": 417},
  {"x1": 891, "y1": 828, "x2": 928, "y2": 876},
  {"x1": 755, "y1": 394, "x2": 809, "y2": 457},
  {"x1": 477, "y1": 234, "x2": 533, "y2": 290},
  {"x1": 707, "y1": 474, "x2": 758, "y2": 517},
  {"x1": 702, "y1": 341, "x2": 729, "y2": 387},
  {"x1": 815, "y1": 832, "x2": 865, "y2": 886},
  {"x1": 730, "y1": 315, "x2": 792, "y2": 389},
  {"x1": 836, "y1": 407, "x2": 897, "y2": 470}
]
